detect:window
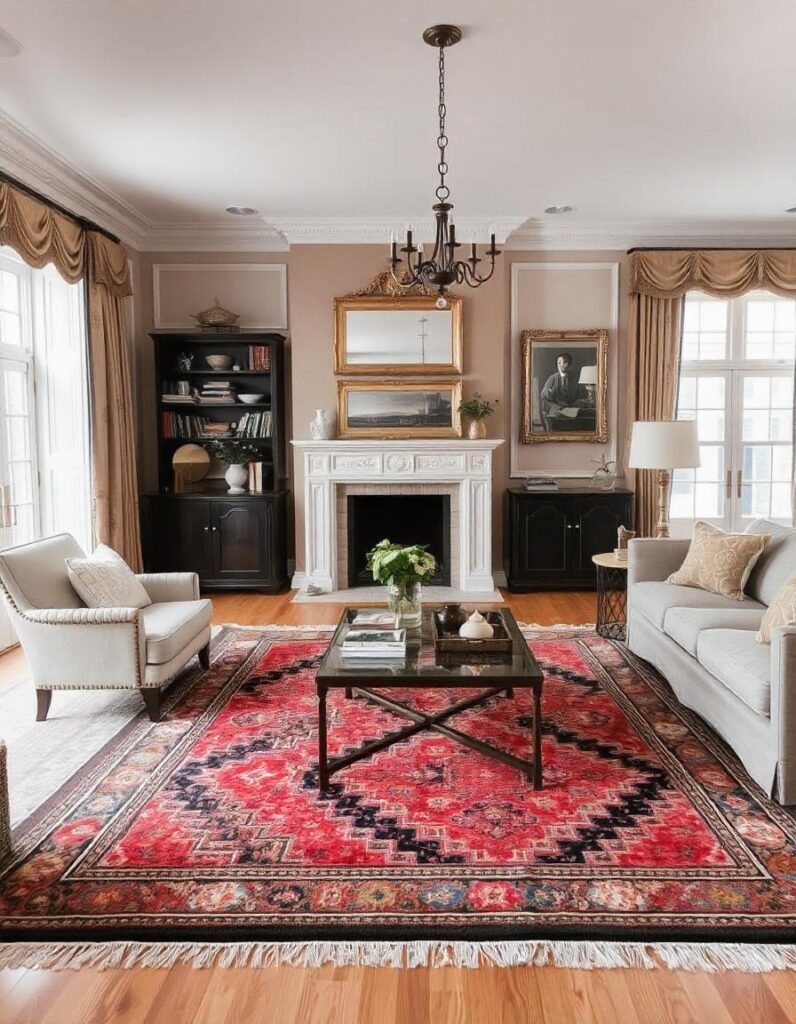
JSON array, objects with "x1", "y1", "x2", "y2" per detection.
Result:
[
  {"x1": 0, "y1": 248, "x2": 91, "y2": 649},
  {"x1": 672, "y1": 290, "x2": 794, "y2": 535}
]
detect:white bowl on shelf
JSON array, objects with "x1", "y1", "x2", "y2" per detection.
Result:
[
  {"x1": 238, "y1": 393, "x2": 266, "y2": 404},
  {"x1": 205, "y1": 354, "x2": 234, "y2": 371}
]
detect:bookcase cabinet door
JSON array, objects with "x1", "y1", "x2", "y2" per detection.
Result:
[
  {"x1": 147, "y1": 499, "x2": 211, "y2": 575},
  {"x1": 209, "y1": 501, "x2": 269, "y2": 583},
  {"x1": 509, "y1": 496, "x2": 570, "y2": 586}
]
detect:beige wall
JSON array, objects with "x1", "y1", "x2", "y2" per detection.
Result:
[{"x1": 132, "y1": 245, "x2": 629, "y2": 577}]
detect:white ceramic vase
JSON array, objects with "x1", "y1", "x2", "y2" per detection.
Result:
[
  {"x1": 224, "y1": 463, "x2": 248, "y2": 494},
  {"x1": 310, "y1": 408, "x2": 334, "y2": 440}
]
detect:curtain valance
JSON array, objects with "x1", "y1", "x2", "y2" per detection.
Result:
[
  {"x1": 0, "y1": 181, "x2": 131, "y2": 295},
  {"x1": 630, "y1": 249, "x2": 796, "y2": 299}
]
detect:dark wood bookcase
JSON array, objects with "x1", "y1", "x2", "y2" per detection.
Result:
[{"x1": 142, "y1": 331, "x2": 290, "y2": 592}]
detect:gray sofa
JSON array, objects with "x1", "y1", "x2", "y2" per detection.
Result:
[{"x1": 627, "y1": 519, "x2": 796, "y2": 805}]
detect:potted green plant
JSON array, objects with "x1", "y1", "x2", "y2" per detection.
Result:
[
  {"x1": 366, "y1": 539, "x2": 437, "y2": 628},
  {"x1": 458, "y1": 392, "x2": 499, "y2": 439},
  {"x1": 206, "y1": 440, "x2": 259, "y2": 494}
]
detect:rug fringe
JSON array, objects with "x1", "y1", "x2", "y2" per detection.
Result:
[{"x1": 1, "y1": 940, "x2": 794, "y2": 973}]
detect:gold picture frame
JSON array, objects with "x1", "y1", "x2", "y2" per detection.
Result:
[
  {"x1": 337, "y1": 379, "x2": 463, "y2": 439},
  {"x1": 334, "y1": 295, "x2": 463, "y2": 375},
  {"x1": 520, "y1": 329, "x2": 608, "y2": 443}
]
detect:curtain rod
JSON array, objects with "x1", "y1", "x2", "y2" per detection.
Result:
[
  {"x1": 0, "y1": 170, "x2": 121, "y2": 244},
  {"x1": 628, "y1": 245, "x2": 796, "y2": 253}
]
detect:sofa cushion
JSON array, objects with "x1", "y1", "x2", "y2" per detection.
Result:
[
  {"x1": 663, "y1": 607, "x2": 764, "y2": 657},
  {"x1": 744, "y1": 519, "x2": 796, "y2": 606},
  {"x1": 630, "y1": 580, "x2": 764, "y2": 630},
  {"x1": 667, "y1": 521, "x2": 770, "y2": 600},
  {"x1": 141, "y1": 600, "x2": 212, "y2": 665},
  {"x1": 757, "y1": 570, "x2": 796, "y2": 643},
  {"x1": 696, "y1": 628, "x2": 771, "y2": 716}
]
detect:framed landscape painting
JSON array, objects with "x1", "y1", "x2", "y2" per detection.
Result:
[
  {"x1": 337, "y1": 380, "x2": 463, "y2": 439},
  {"x1": 520, "y1": 329, "x2": 608, "y2": 443}
]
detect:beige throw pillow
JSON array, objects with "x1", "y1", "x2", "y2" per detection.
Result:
[
  {"x1": 756, "y1": 571, "x2": 796, "y2": 643},
  {"x1": 66, "y1": 544, "x2": 151, "y2": 609},
  {"x1": 667, "y1": 521, "x2": 770, "y2": 601}
]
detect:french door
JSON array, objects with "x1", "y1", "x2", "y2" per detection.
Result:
[{"x1": 672, "y1": 292, "x2": 794, "y2": 536}]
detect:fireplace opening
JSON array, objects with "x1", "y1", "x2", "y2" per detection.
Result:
[{"x1": 347, "y1": 494, "x2": 451, "y2": 587}]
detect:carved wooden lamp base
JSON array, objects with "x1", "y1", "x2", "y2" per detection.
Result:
[{"x1": 654, "y1": 469, "x2": 672, "y2": 539}]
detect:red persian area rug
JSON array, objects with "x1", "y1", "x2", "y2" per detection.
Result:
[{"x1": 1, "y1": 625, "x2": 796, "y2": 971}]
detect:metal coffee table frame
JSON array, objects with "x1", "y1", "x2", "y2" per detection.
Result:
[{"x1": 315, "y1": 607, "x2": 544, "y2": 791}]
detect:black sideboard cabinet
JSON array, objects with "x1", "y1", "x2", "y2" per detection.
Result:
[{"x1": 505, "y1": 488, "x2": 633, "y2": 591}]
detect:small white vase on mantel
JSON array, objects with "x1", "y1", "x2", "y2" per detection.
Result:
[
  {"x1": 310, "y1": 408, "x2": 334, "y2": 440},
  {"x1": 224, "y1": 463, "x2": 248, "y2": 494}
]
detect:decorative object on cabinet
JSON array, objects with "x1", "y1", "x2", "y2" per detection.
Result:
[
  {"x1": 334, "y1": 290, "x2": 463, "y2": 375},
  {"x1": 458, "y1": 392, "x2": 499, "y2": 440},
  {"x1": 190, "y1": 298, "x2": 240, "y2": 331},
  {"x1": 177, "y1": 351, "x2": 194, "y2": 372},
  {"x1": 144, "y1": 331, "x2": 289, "y2": 592},
  {"x1": 615, "y1": 524, "x2": 635, "y2": 561},
  {"x1": 337, "y1": 379, "x2": 462, "y2": 439},
  {"x1": 520, "y1": 329, "x2": 608, "y2": 443},
  {"x1": 590, "y1": 453, "x2": 617, "y2": 490},
  {"x1": 387, "y1": 26, "x2": 502, "y2": 297},
  {"x1": 205, "y1": 353, "x2": 234, "y2": 371},
  {"x1": 628, "y1": 419, "x2": 701, "y2": 538},
  {"x1": 309, "y1": 408, "x2": 334, "y2": 440},
  {"x1": 505, "y1": 488, "x2": 633, "y2": 591},
  {"x1": 172, "y1": 443, "x2": 210, "y2": 493}
]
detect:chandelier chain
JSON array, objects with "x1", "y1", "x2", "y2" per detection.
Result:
[{"x1": 436, "y1": 45, "x2": 449, "y2": 203}]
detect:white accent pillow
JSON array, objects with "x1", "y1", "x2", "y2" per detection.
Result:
[{"x1": 66, "y1": 544, "x2": 151, "y2": 609}]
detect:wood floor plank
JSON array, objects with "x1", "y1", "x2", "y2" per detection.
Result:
[{"x1": 2, "y1": 588, "x2": 796, "y2": 1024}]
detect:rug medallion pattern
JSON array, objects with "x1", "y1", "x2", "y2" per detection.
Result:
[{"x1": 1, "y1": 626, "x2": 795, "y2": 943}]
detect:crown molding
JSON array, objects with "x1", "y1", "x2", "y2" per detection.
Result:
[
  {"x1": 140, "y1": 222, "x2": 288, "y2": 253},
  {"x1": 267, "y1": 216, "x2": 527, "y2": 246},
  {"x1": 504, "y1": 218, "x2": 796, "y2": 251},
  {"x1": 0, "y1": 110, "x2": 150, "y2": 248}
]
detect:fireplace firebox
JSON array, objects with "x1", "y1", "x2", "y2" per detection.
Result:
[{"x1": 347, "y1": 494, "x2": 451, "y2": 587}]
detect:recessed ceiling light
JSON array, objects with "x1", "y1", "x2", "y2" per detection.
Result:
[
  {"x1": 0, "y1": 30, "x2": 22, "y2": 57},
  {"x1": 544, "y1": 205, "x2": 574, "y2": 215},
  {"x1": 225, "y1": 206, "x2": 258, "y2": 216},
  {"x1": 786, "y1": 207, "x2": 796, "y2": 214}
]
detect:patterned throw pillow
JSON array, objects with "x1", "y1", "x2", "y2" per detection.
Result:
[
  {"x1": 66, "y1": 544, "x2": 151, "y2": 609},
  {"x1": 667, "y1": 521, "x2": 770, "y2": 601},
  {"x1": 756, "y1": 571, "x2": 796, "y2": 643}
]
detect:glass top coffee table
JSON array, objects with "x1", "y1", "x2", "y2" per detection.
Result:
[{"x1": 315, "y1": 606, "x2": 544, "y2": 792}]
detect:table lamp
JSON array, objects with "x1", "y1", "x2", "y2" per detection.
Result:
[
  {"x1": 628, "y1": 420, "x2": 700, "y2": 537},
  {"x1": 578, "y1": 365, "x2": 597, "y2": 404}
]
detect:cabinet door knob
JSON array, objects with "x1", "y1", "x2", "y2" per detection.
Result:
[
  {"x1": 203, "y1": 526, "x2": 209, "y2": 532},
  {"x1": 212, "y1": 526, "x2": 218, "y2": 531},
  {"x1": 567, "y1": 524, "x2": 573, "y2": 529}
]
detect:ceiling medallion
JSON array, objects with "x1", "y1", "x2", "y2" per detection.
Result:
[{"x1": 389, "y1": 24, "x2": 501, "y2": 299}]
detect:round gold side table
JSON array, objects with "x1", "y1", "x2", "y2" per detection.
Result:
[{"x1": 592, "y1": 552, "x2": 628, "y2": 641}]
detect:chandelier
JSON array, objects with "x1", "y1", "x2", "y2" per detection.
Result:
[{"x1": 390, "y1": 25, "x2": 501, "y2": 299}]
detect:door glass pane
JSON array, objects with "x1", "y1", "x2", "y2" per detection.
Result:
[
  {"x1": 739, "y1": 373, "x2": 793, "y2": 522},
  {"x1": 0, "y1": 361, "x2": 36, "y2": 549},
  {"x1": 674, "y1": 374, "x2": 727, "y2": 522},
  {"x1": 681, "y1": 296, "x2": 728, "y2": 361}
]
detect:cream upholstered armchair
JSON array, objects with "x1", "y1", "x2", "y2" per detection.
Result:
[{"x1": 0, "y1": 533, "x2": 212, "y2": 723}]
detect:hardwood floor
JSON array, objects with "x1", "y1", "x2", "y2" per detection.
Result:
[{"x1": 0, "y1": 589, "x2": 794, "y2": 1024}]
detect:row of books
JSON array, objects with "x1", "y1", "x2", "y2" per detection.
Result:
[
  {"x1": 197, "y1": 381, "x2": 236, "y2": 404},
  {"x1": 247, "y1": 462, "x2": 267, "y2": 493},
  {"x1": 237, "y1": 410, "x2": 272, "y2": 438},
  {"x1": 247, "y1": 345, "x2": 271, "y2": 371}
]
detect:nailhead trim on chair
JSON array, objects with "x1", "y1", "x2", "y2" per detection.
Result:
[{"x1": 0, "y1": 739, "x2": 10, "y2": 858}]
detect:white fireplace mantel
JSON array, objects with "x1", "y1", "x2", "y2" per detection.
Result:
[{"x1": 291, "y1": 439, "x2": 504, "y2": 595}]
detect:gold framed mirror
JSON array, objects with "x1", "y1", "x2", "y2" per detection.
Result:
[
  {"x1": 334, "y1": 295, "x2": 463, "y2": 375},
  {"x1": 337, "y1": 379, "x2": 463, "y2": 439},
  {"x1": 520, "y1": 329, "x2": 608, "y2": 443}
]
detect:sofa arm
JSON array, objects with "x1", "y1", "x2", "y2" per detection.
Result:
[
  {"x1": 12, "y1": 606, "x2": 146, "y2": 689},
  {"x1": 770, "y1": 627, "x2": 796, "y2": 800},
  {"x1": 627, "y1": 538, "x2": 690, "y2": 588},
  {"x1": 136, "y1": 572, "x2": 200, "y2": 603}
]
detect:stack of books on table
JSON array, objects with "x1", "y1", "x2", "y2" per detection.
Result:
[
  {"x1": 340, "y1": 628, "x2": 406, "y2": 659},
  {"x1": 524, "y1": 477, "x2": 559, "y2": 492}
]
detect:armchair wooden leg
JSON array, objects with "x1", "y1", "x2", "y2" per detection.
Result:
[
  {"x1": 198, "y1": 643, "x2": 210, "y2": 670},
  {"x1": 36, "y1": 689, "x2": 52, "y2": 722},
  {"x1": 142, "y1": 689, "x2": 162, "y2": 723}
]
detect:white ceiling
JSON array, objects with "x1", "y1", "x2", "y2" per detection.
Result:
[{"x1": 2, "y1": 0, "x2": 796, "y2": 248}]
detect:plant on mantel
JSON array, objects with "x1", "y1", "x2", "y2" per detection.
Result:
[{"x1": 458, "y1": 392, "x2": 499, "y2": 439}]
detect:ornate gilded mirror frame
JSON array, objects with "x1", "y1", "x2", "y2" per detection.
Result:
[
  {"x1": 520, "y1": 329, "x2": 609, "y2": 444},
  {"x1": 334, "y1": 273, "x2": 463, "y2": 375}
]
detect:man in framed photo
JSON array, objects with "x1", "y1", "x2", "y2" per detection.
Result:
[{"x1": 540, "y1": 352, "x2": 581, "y2": 429}]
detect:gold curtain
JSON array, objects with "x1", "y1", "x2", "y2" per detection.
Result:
[
  {"x1": 627, "y1": 293, "x2": 684, "y2": 537},
  {"x1": 630, "y1": 249, "x2": 796, "y2": 299},
  {"x1": 0, "y1": 180, "x2": 141, "y2": 569}
]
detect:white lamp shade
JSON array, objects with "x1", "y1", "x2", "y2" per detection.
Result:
[
  {"x1": 578, "y1": 365, "x2": 598, "y2": 385},
  {"x1": 628, "y1": 420, "x2": 701, "y2": 470}
]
